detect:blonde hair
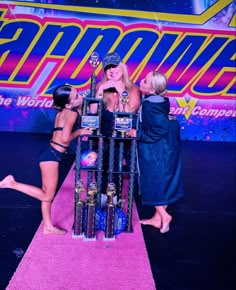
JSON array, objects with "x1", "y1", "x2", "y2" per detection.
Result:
[
  {"x1": 102, "y1": 62, "x2": 133, "y2": 107},
  {"x1": 151, "y1": 71, "x2": 168, "y2": 96}
]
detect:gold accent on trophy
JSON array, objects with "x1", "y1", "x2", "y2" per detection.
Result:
[
  {"x1": 107, "y1": 182, "x2": 116, "y2": 204},
  {"x1": 81, "y1": 51, "x2": 102, "y2": 135},
  {"x1": 84, "y1": 182, "x2": 97, "y2": 240},
  {"x1": 89, "y1": 52, "x2": 99, "y2": 99},
  {"x1": 87, "y1": 181, "x2": 97, "y2": 204},
  {"x1": 120, "y1": 90, "x2": 129, "y2": 112},
  {"x1": 112, "y1": 90, "x2": 133, "y2": 138},
  {"x1": 75, "y1": 180, "x2": 84, "y2": 197},
  {"x1": 74, "y1": 180, "x2": 85, "y2": 237},
  {"x1": 104, "y1": 182, "x2": 116, "y2": 239},
  {"x1": 89, "y1": 52, "x2": 99, "y2": 69}
]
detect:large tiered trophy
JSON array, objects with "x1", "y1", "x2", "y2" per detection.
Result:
[
  {"x1": 73, "y1": 52, "x2": 104, "y2": 240},
  {"x1": 73, "y1": 52, "x2": 138, "y2": 240}
]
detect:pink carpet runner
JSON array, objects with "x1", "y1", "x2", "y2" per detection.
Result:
[{"x1": 7, "y1": 165, "x2": 156, "y2": 290}]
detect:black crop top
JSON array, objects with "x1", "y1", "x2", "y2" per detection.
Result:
[
  {"x1": 51, "y1": 109, "x2": 81, "y2": 150},
  {"x1": 53, "y1": 127, "x2": 63, "y2": 131}
]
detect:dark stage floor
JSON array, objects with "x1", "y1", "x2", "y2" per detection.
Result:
[{"x1": 0, "y1": 132, "x2": 235, "y2": 290}]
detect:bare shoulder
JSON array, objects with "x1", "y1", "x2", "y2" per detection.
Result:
[
  {"x1": 64, "y1": 108, "x2": 78, "y2": 124},
  {"x1": 130, "y1": 83, "x2": 141, "y2": 95},
  {"x1": 96, "y1": 81, "x2": 103, "y2": 89},
  {"x1": 129, "y1": 84, "x2": 141, "y2": 102}
]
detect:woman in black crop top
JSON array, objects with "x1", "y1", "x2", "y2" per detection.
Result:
[{"x1": 0, "y1": 85, "x2": 92, "y2": 235}]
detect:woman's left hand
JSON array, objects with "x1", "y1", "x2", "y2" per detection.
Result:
[{"x1": 126, "y1": 129, "x2": 137, "y2": 138}]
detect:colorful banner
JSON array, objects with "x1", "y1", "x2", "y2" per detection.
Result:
[{"x1": 0, "y1": 0, "x2": 235, "y2": 141}]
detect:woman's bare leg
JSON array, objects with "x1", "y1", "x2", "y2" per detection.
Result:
[
  {"x1": 0, "y1": 161, "x2": 66, "y2": 235},
  {"x1": 41, "y1": 201, "x2": 65, "y2": 235},
  {"x1": 0, "y1": 175, "x2": 49, "y2": 201},
  {"x1": 40, "y1": 162, "x2": 66, "y2": 235}
]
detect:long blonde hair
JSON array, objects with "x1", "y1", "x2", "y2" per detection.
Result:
[{"x1": 102, "y1": 62, "x2": 133, "y2": 107}]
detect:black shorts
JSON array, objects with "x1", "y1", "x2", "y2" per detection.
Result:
[{"x1": 38, "y1": 144, "x2": 63, "y2": 163}]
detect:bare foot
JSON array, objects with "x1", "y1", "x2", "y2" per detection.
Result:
[
  {"x1": 0, "y1": 175, "x2": 15, "y2": 188},
  {"x1": 139, "y1": 218, "x2": 162, "y2": 229},
  {"x1": 160, "y1": 214, "x2": 172, "y2": 233},
  {"x1": 43, "y1": 226, "x2": 66, "y2": 235}
]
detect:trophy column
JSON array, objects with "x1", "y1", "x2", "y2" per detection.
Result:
[
  {"x1": 84, "y1": 182, "x2": 97, "y2": 240},
  {"x1": 104, "y1": 182, "x2": 116, "y2": 240},
  {"x1": 107, "y1": 135, "x2": 138, "y2": 232},
  {"x1": 79, "y1": 51, "x2": 104, "y2": 207},
  {"x1": 106, "y1": 92, "x2": 138, "y2": 232},
  {"x1": 73, "y1": 180, "x2": 85, "y2": 237},
  {"x1": 73, "y1": 52, "x2": 105, "y2": 240}
]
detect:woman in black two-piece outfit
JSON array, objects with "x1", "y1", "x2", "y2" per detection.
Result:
[{"x1": 0, "y1": 85, "x2": 92, "y2": 235}]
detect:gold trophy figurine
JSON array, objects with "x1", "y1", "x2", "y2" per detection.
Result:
[
  {"x1": 84, "y1": 182, "x2": 97, "y2": 240},
  {"x1": 119, "y1": 90, "x2": 134, "y2": 112},
  {"x1": 120, "y1": 90, "x2": 129, "y2": 112},
  {"x1": 87, "y1": 182, "x2": 97, "y2": 204},
  {"x1": 107, "y1": 182, "x2": 116, "y2": 204},
  {"x1": 73, "y1": 180, "x2": 85, "y2": 237}
]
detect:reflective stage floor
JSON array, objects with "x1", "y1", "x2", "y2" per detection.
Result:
[{"x1": 0, "y1": 132, "x2": 235, "y2": 290}]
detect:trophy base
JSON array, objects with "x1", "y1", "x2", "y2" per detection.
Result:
[
  {"x1": 83, "y1": 236, "x2": 97, "y2": 241},
  {"x1": 100, "y1": 208, "x2": 127, "y2": 235},
  {"x1": 72, "y1": 233, "x2": 84, "y2": 239},
  {"x1": 103, "y1": 235, "x2": 116, "y2": 241}
]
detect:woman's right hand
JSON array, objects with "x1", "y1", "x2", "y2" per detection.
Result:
[{"x1": 98, "y1": 80, "x2": 118, "y2": 91}]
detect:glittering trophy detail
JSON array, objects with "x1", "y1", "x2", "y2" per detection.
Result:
[
  {"x1": 104, "y1": 182, "x2": 116, "y2": 239},
  {"x1": 100, "y1": 182, "x2": 127, "y2": 237},
  {"x1": 89, "y1": 52, "x2": 99, "y2": 98},
  {"x1": 81, "y1": 52, "x2": 102, "y2": 135},
  {"x1": 120, "y1": 90, "x2": 129, "y2": 112},
  {"x1": 84, "y1": 182, "x2": 97, "y2": 240},
  {"x1": 73, "y1": 180, "x2": 85, "y2": 237}
]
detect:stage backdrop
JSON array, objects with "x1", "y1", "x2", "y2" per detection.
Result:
[{"x1": 0, "y1": 0, "x2": 235, "y2": 141}]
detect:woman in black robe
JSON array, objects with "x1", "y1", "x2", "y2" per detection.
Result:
[{"x1": 137, "y1": 71, "x2": 184, "y2": 233}]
